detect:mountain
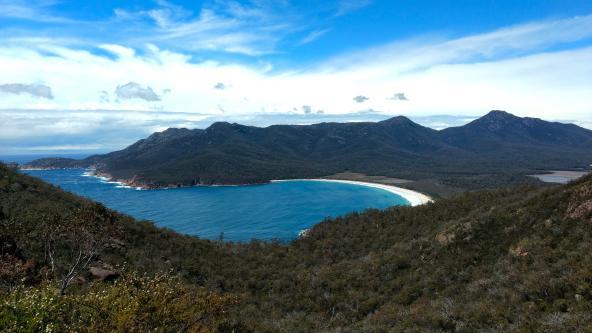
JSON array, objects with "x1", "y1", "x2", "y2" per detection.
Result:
[
  {"x1": 441, "y1": 110, "x2": 592, "y2": 162},
  {"x1": 2, "y1": 162, "x2": 592, "y2": 331},
  {"x1": 24, "y1": 110, "x2": 592, "y2": 190}
]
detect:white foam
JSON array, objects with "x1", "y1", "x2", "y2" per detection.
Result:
[{"x1": 81, "y1": 171, "x2": 94, "y2": 177}]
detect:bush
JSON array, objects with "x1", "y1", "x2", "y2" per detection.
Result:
[{"x1": 0, "y1": 272, "x2": 238, "y2": 332}]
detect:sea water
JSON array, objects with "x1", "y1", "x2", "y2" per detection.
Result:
[{"x1": 22, "y1": 169, "x2": 409, "y2": 241}]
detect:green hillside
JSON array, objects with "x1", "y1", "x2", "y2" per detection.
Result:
[{"x1": 1, "y1": 163, "x2": 592, "y2": 331}]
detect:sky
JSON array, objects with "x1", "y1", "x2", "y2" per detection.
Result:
[{"x1": 1, "y1": 0, "x2": 592, "y2": 154}]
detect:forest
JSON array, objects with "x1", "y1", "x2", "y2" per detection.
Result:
[{"x1": 1, "y1": 162, "x2": 592, "y2": 331}]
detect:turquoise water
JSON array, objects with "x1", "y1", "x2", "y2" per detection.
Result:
[{"x1": 23, "y1": 169, "x2": 409, "y2": 241}]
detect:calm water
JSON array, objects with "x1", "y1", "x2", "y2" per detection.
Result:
[{"x1": 23, "y1": 169, "x2": 409, "y2": 241}]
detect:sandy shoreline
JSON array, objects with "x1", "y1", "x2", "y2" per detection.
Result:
[
  {"x1": 21, "y1": 167, "x2": 433, "y2": 205},
  {"x1": 272, "y1": 179, "x2": 432, "y2": 206}
]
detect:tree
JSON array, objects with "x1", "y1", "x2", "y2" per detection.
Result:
[{"x1": 41, "y1": 204, "x2": 122, "y2": 295}]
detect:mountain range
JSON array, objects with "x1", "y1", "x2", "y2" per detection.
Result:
[{"x1": 25, "y1": 110, "x2": 592, "y2": 190}]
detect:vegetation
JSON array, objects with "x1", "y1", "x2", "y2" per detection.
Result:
[
  {"x1": 24, "y1": 111, "x2": 592, "y2": 193},
  {"x1": 1, "y1": 273, "x2": 237, "y2": 332},
  {"x1": 2, "y1": 162, "x2": 592, "y2": 331}
]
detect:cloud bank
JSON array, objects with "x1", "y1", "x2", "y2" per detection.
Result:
[{"x1": 0, "y1": 12, "x2": 591, "y2": 153}]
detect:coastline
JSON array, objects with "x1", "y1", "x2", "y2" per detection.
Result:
[
  {"x1": 81, "y1": 170, "x2": 146, "y2": 190},
  {"x1": 21, "y1": 167, "x2": 433, "y2": 205},
  {"x1": 272, "y1": 179, "x2": 432, "y2": 206}
]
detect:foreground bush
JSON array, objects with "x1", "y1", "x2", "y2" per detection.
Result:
[{"x1": 0, "y1": 272, "x2": 238, "y2": 332}]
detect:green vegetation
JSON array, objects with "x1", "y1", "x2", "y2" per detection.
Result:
[
  {"x1": 25, "y1": 111, "x2": 592, "y2": 194},
  {"x1": 1, "y1": 273, "x2": 237, "y2": 332},
  {"x1": 2, "y1": 162, "x2": 592, "y2": 331}
]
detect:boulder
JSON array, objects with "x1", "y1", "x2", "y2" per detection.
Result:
[{"x1": 89, "y1": 267, "x2": 120, "y2": 282}]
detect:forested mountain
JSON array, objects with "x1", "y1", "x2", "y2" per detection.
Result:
[
  {"x1": 25, "y1": 110, "x2": 592, "y2": 189},
  {"x1": 2, "y1": 162, "x2": 592, "y2": 331}
]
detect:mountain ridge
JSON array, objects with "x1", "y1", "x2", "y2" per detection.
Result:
[{"x1": 23, "y1": 110, "x2": 592, "y2": 191}]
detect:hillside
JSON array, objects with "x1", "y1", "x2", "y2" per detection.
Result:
[
  {"x1": 24, "y1": 111, "x2": 592, "y2": 192},
  {"x1": 2, "y1": 163, "x2": 592, "y2": 331}
]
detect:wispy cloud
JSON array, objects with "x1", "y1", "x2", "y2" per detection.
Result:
[
  {"x1": 325, "y1": 14, "x2": 592, "y2": 71},
  {"x1": 299, "y1": 29, "x2": 330, "y2": 45},
  {"x1": 0, "y1": 0, "x2": 73, "y2": 23},
  {"x1": 112, "y1": 1, "x2": 299, "y2": 56},
  {"x1": 99, "y1": 91, "x2": 110, "y2": 103},
  {"x1": 335, "y1": 0, "x2": 373, "y2": 16},
  {"x1": 0, "y1": 1, "x2": 311, "y2": 57}
]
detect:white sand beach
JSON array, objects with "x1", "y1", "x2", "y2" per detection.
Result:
[{"x1": 273, "y1": 179, "x2": 432, "y2": 206}]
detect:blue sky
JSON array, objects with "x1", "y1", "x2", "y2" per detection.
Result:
[
  {"x1": 3, "y1": 1, "x2": 592, "y2": 64},
  {"x1": 1, "y1": 0, "x2": 592, "y2": 154}
]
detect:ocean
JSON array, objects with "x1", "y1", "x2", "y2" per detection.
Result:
[{"x1": 22, "y1": 169, "x2": 409, "y2": 242}]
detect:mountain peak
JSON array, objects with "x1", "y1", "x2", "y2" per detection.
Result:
[
  {"x1": 380, "y1": 115, "x2": 415, "y2": 126},
  {"x1": 465, "y1": 110, "x2": 523, "y2": 131},
  {"x1": 207, "y1": 122, "x2": 253, "y2": 135},
  {"x1": 146, "y1": 128, "x2": 192, "y2": 141},
  {"x1": 207, "y1": 122, "x2": 243, "y2": 130},
  {"x1": 483, "y1": 110, "x2": 518, "y2": 120},
  {"x1": 209, "y1": 121, "x2": 232, "y2": 128},
  {"x1": 161, "y1": 127, "x2": 191, "y2": 135}
]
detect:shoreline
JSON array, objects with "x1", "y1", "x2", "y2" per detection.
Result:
[
  {"x1": 22, "y1": 167, "x2": 433, "y2": 205},
  {"x1": 81, "y1": 170, "x2": 146, "y2": 190},
  {"x1": 272, "y1": 179, "x2": 432, "y2": 206}
]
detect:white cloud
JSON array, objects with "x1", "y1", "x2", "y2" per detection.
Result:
[
  {"x1": 111, "y1": 1, "x2": 298, "y2": 56},
  {"x1": 100, "y1": 44, "x2": 135, "y2": 58},
  {"x1": 0, "y1": 14, "x2": 592, "y2": 152}
]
